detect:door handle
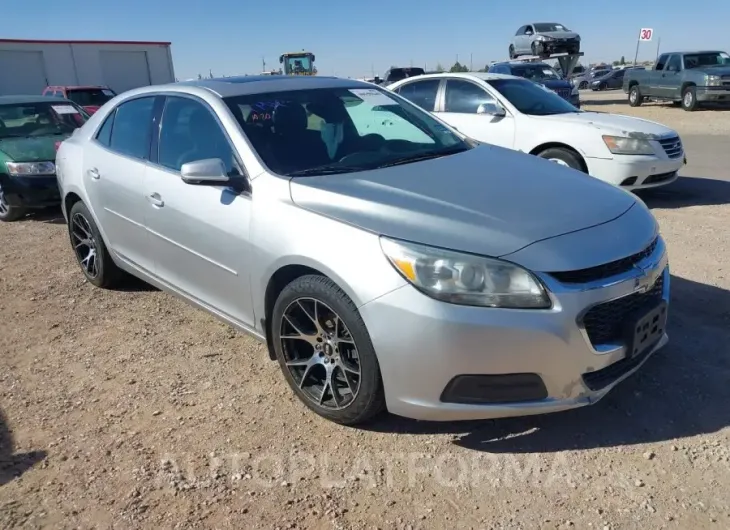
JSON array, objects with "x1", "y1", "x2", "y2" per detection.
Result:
[
  {"x1": 87, "y1": 167, "x2": 100, "y2": 179},
  {"x1": 147, "y1": 193, "x2": 164, "y2": 207}
]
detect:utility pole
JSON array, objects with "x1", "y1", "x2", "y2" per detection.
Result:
[
  {"x1": 262, "y1": 56, "x2": 266, "y2": 72},
  {"x1": 470, "y1": 53, "x2": 473, "y2": 71},
  {"x1": 410, "y1": 59, "x2": 413, "y2": 67}
]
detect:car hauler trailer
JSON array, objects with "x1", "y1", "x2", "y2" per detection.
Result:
[{"x1": 0, "y1": 39, "x2": 175, "y2": 96}]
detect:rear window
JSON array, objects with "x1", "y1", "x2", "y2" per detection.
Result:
[
  {"x1": 386, "y1": 68, "x2": 426, "y2": 82},
  {"x1": 66, "y1": 88, "x2": 116, "y2": 107}
]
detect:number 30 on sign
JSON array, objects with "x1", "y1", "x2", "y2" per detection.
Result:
[{"x1": 639, "y1": 28, "x2": 653, "y2": 41}]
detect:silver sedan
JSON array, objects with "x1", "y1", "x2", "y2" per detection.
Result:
[{"x1": 55, "y1": 75, "x2": 669, "y2": 425}]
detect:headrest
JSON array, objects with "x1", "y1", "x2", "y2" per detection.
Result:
[{"x1": 273, "y1": 104, "x2": 307, "y2": 134}]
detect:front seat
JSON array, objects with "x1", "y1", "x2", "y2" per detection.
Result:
[{"x1": 271, "y1": 104, "x2": 329, "y2": 172}]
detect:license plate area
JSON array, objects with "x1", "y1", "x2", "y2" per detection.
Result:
[{"x1": 625, "y1": 301, "x2": 668, "y2": 358}]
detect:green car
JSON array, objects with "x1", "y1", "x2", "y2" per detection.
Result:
[{"x1": 0, "y1": 95, "x2": 89, "y2": 222}]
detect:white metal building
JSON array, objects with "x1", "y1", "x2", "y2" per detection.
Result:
[{"x1": 0, "y1": 39, "x2": 175, "y2": 96}]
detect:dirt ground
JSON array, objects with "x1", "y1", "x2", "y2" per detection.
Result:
[{"x1": 1, "y1": 99, "x2": 730, "y2": 530}]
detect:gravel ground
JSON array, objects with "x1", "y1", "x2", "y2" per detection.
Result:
[{"x1": 1, "y1": 102, "x2": 729, "y2": 529}]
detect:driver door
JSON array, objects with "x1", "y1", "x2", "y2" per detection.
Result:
[
  {"x1": 435, "y1": 78, "x2": 516, "y2": 149},
  {"x1": 143, "y1": 95, "x2": 255, "y2": 327}
]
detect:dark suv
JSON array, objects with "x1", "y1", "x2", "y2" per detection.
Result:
[
  {"x1": 382, "y1": 67, "x2": 425, "y2": 86},
  {"x1": 488, "y1": 62, "x2": 579, "y2": 107}
]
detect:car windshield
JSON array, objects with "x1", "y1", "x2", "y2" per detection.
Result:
[
  {"x1": 533, "y1": 23, "x2": 569, "y2": 32},
  {"x1": 224, "y1": 86, "x2": 470, "y2": 176},
  {"x1": 512, "y1": 65, "x2": 562, "y2": 81},
  {"x1": 488, "y1": 78, "x2": 580, "y2": 116},
  {"x1": 66, "y1": 88, "x2": 116, "y2": 107},
  {"x1": 0, "y1": 101, "x2": 88, "y2": 139},
  {"x1": 683, "y1": 52, "x2": 730, "y2": 68}
]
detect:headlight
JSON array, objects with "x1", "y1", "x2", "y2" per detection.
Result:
[
  {"x1": 707, "y1": 75, "x2": 721, "y2": 86},
  {"x1": 534, "y1": 35, "x2": 553, "y2": 42},
  {"x1": 5, "y1": 161, "x2": 56, "y2": 176},
  {"x1": 602, "y1": 135, "x2": 655, "y2": 156},
  {"x1": 380, "y1": 237, "x2": 551, "y2": 309},
  {"x1": 575, "y1": 35, "x2": 581, "y2": 41}
]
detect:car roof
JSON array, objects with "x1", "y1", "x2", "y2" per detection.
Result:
[
  {"x1": 0, "y1": 95, "x2": 69, "y2": 105},
  {"x1": 164, "y1": 75, "x2": 373, "y2": 98},
  {"x1": 663, "y1": 50, "x2": 725, "y2": 55},
  {"x1": 390, "y1": 72, "x2": 519, "y2": 83},
  {"x1": 48, "y1": 85, "x2": 110, "y2": 90},
  {"x1": 492, "y1": 62, "x2": 551, "y2": 68}
]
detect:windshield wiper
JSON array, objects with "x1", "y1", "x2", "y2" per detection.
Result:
[
  {"x1": 376, "y1": 147, "x2": 468, "y2": 168},
  {"x1": 286, "y1": 165, "x2": 369, "y2": 177}
]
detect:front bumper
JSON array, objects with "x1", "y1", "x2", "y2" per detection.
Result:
[
  {"x1": 697, "y1": 86, "x2": 730, "y2": 103},
  {"x1": 0, "y1": 174, "x2": 60, "y2": 208},
  {"x1": 536, "y1": 40, "x2": 580, "y2": 55},
  {"x1": 585, "y1": 151, "x2": 685, "y2": 190},
  {"x1": 359, "y1": 239, "x2": 669, "y2": 421}
]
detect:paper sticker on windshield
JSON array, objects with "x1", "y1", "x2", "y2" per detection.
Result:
[
  {"x1": 102, "y1": 89, "x2": 115, "y2": 96},
  {"x1": 543, "y1": 69, "x2": 556, "y2": 75},
  {"x1": 349, "y1": 88, "x2": 396, "y2": 106},
  {"x1": 52, "y1": 105, "x2": 79, "y2": 115}
]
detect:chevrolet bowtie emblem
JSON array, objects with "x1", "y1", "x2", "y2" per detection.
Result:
[{"x1": 633, "y1": 264, "x2": 655, "y2": 293}]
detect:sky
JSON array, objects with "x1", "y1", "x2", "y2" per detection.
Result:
[{"x1": 4, "y1": 0, "x2": 729, "y2": 80}]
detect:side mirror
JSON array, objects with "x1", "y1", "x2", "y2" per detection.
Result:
[
  {"x1": 180, "y1": 158, "x2": 230, "y2": 184},
  {"x1": 477, "y1": 102, "x2": 506, "y2": 117}
]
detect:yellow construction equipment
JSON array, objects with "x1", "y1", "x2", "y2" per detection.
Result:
[{"x1": 279, "y1": 51, "x2": 317, "y2": 76}]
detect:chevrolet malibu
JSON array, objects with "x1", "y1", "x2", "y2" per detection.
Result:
[{"x1": 56, "y1": 76, "x2": 669, "y2": 425}]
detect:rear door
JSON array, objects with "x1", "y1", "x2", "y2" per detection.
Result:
[
  {"x1": 392, "y1": 78, "x2": 442, "y2": 111},
  {"x1": 82, "y1": 96, "x2": 159, "y2": 273}
]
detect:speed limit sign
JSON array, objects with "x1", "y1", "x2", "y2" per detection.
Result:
[{"x1": 639, "y1": 28, "x2": 653, "y2": 41}]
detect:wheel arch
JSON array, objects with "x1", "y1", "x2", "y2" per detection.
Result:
[
  {"x1": 261, "y1": 262, "x2": 360, "y2": 361},
  {"x1": 680, "y1": 81, "x2": 696, "y2": 94},
  {"x1": 528, "y1": 142, "x2": 588, "y2": 172}
]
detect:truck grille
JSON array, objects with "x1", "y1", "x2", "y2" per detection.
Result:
[
  {"x1": 548, "y1": 237, "x2": 658, "y2": 284},
  {"x1": 658, "y1": 136, "x2": 682, "y2": 159},
  {"x1": 581, "y1": 273, "x2": 664, "y2": 347}
]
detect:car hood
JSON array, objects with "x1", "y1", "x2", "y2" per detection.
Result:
[
  {"x1": 531, "y1": 111, "x2": 677, "y2": 138},
  {"x1": 698, "y1": 65, "x2": 730, "y2": 76},
  {"x1": 0, "y1": 134, "x2": 69, "y2": 162},
  {"x1": 289, "y1": 144, "x2": 637, "y2": 258},
  {"x1": 540, "y1": 31, "x2": 580, "y2": 39},
  {"x1": 541, "y1": 79, "x2": 572, "y2": 89},
  {"x1": 82, "y1": 105, "x2": 101, "y2": 114}
]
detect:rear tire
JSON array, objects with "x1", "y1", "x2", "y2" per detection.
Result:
[
  {"x1": 537, "y1": 147, "x2": 585, "y2": 172},
  {"x1": 0, "y1": 183, "x2": 26, "y2": 222},
  {"x1": 681, "y1": 86, "x2": 698, "y2": 111},
  {"x1": 508, "y1": 45, "x2": 516, "y2": 59},
  {"x1": 68, "y1": 201, "x2": 124, "y2": 288},
  {"x1": 628, "y1": 85, "x2": 643, "y2": 107},
  {"x1": 271, "y1": 275, "x2": 386, "y2": 426}
]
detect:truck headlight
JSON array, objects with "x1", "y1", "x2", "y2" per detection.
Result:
[
  {"x1": 602, "y1": 135, "x2": 655, "y2": 156},
  {"x1": 707, "y1": 75, "x2": 721, "y2": 86},
  {"x1": 380, "y1": 237, "x2": 551, "y2": 309},
  {"x1": 5, "y1": 161, "x2": 56, "y2": 176}
]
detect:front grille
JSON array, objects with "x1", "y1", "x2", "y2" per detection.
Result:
[
  {"x1": 658, "y1": 136, "x2": 683, "y2": 158},
  {"x1": 548, "y1": 237, "x2": 658, "y2": 284},
  {"x1": 721, "y1": 75, "x2": 730, "y2": 80},
  {"x1": 581, "y1": 273, "x2": 664, "y2": 347},
  {"x1": 554, "y1": 88, "x2": 571, "y2": 99}
]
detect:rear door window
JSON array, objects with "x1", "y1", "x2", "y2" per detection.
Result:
[
  {"x1": 108, "y1": 97, "x2": 156, "y2": 160},
  {"x1": 396, "y1": 79, "x2": 441, "y2": 111}
]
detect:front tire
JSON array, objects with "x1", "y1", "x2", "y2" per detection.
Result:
[
  {"x1": 628, "y1": 85, "x2": 643, "y2": 107},
  {"x1": 681, "y1": 86, "x2": 698, "y2": 111},
  {"x1": 67, "y1": 201, "x2": 123, "y2": 288},
  {"x1": 0, "y1": 183, "x2": 26, "y2": 222},
  {"x1": 508, "y1": 45, "x2": 516, "y2": 59},
  {"x1": 537, "y1": 147, "x2": 585, "y2": 172},
  {"x1": 272, "y1": 275, "x2": 386, "y2": 425},
  {"x1": 531, "y1": 42, "x2": 539, "y2": 56},
  {"x1": 579, "y1": 81, "x2": 588, "y2": 90}
]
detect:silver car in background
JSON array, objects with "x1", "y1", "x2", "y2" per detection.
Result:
[
  {"x1": 510, "y1": 22, "x2": 581, "y2": 59},
  {"x1": 56, "y1": 76, "x2": 669, "y2": 426}
]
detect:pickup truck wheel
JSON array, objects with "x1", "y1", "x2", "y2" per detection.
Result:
[
  {"x1": 537, "y1": 147, "x2": 585, "y2": 172},
  {"x1": 628, "y1": 86, "x2": 643, "y2": 107},
  {"x1": 681, "y1": 86, "x2": 698, "y2": 111}
]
